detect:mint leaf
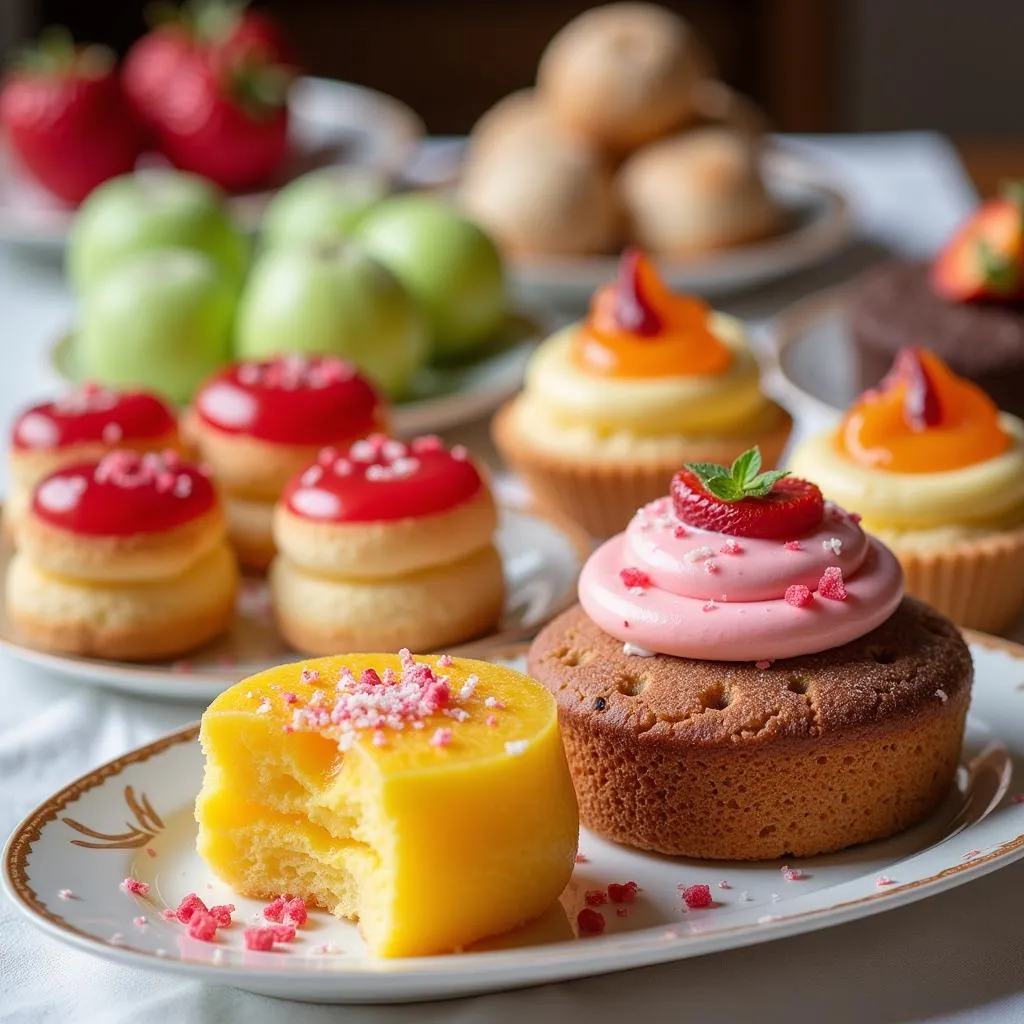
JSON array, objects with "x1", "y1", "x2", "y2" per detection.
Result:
[
  {"x1": 729, "y1": 447, "x2": 761, "y2": 485},
  {"x1": 704, "y1": 476, "x2": 743, "y2": 501},
  {"x1": 684, "y1": 462, "x2": 730, "y2": 487},
  {"x1": 743, "y1": 469, "x2": 790, "y2": 497}
]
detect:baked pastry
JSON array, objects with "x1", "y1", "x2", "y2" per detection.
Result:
[
  {"x1": 493, "y1": 248, "x2": 791, "y2": 537},
  {"x1": 789, "y1": 347, "x2": 1024, "y2": 632},
  {"x1": 270, "y1": 434, "x2": 504, "y2": 654},
  {"x1": 6, "y1": 384, "x2": 179, "y2": 537},
  {"x1": 458, "y1": 120, "x2": 620, "y2": 256},
  {"x1": 537, "y1": 2, "x2": 712, "y2": 153},
  {"x1": 528, "y1": 448, "x2": 971, "y2": 860},
  {"x1": 5, "y1": 450, "x2": 238, "y2": 660},
  {"x1": 618, "y1": 128, "x2": 782, "y2": 255},
  {"x1": 195, "y1": 651, "x2": 579, "y2": 957},
  {"x1": 689, "y1": 79, "x2": 770, "y2": 136},
  {"x1": 852, "y1": 260, "x2": 1024, "y2": 419},
  {"x1": 184, "y1": 354, "x2": 388, "y2": 571}
]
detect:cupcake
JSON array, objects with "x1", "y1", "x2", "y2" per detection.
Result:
[
  {"x1": 537, "y1": 2, "x2": 712, "y2": 153},
  {"x1": 5, "y1": 450, "x2": 238, "y2": 660},
  {"x1": 618, "y1": 127, "x2": 782, "y2": 255},
  {"x1": 528, "y1": 447, "x2": 972, "y2": 860},
  {"x1": 789, "y1": 347, "x2": 1024, "y2": 633},
  {"x1": 270, "y1": 434, "x2": 504, "y2": 654},
  {"x1": 7, "y1": 383, "x2": 180, "y2": 537},
  {"x1": 493, "y1": 248, "x2": 792, "y2": 537},
  {"x1": 196, "y1": 651, "x2": 578, "y2": 957},
  {"x1": 852, "y1": 186, "x2": 1024, "y2": 418},
  {"x1": 184, "y1": 354, "x2": 388, "y2": 572}
]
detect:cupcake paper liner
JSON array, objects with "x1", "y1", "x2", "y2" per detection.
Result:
[
  {"x1": 893, "y1": 526, "x2": 1024, "y2": 635},
  {"x1": 492, "y1": 400, "x2": 792, "y2": 539}
]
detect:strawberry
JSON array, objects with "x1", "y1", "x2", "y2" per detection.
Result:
[
  {"x1": 671, "y1": 447, "x2": 824, "y2": 539},
  {"x1": 931, "y1": 182, "x2": 1024, "y2": 302},
  {"x1": 122, "y1": 20, "x2": 194, "y2": 132},
  {"x1": 195, "y1": 1, "x2": 296, "y2": 69},
  {"x1": 0, "y1": 29, "x2": 144, "y2": 204},
  {"x1": 153, "y1": 47, "x2": 291, "y2": 191},
  {"x1": 612, "y1": 247, "x2": 662, "y2": 336},
  {"x1": 879, "y1": 347, "x2": 943, "y2": 430}
]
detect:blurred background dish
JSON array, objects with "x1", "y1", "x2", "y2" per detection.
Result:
[{"x1": 0, "y1": 76, "x2": 424, "y2": 252}]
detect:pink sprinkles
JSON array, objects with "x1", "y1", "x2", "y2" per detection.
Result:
[
  {"x1": 679, "y1": 884, "x2": 713, "y2": 910},
  {"x1": 620, "y1": 567, "x2": 653, "y2": 591},
  {"x1": 120, "y1": 877, "x2": 150, "y2": 897},
  {"x1": 287, "y1": 649, "x2": 474, "y2": 752},
  {"x1": 817, "y1": 566, "x2": 847, "y2": 601},
  {"x1": 784, "y1": 584, "x2": 813, "y2": 608}
]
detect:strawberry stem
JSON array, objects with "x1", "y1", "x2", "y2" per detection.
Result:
[
  {"x1": 612, "y1": 247, "x2": 663, "y2": 336},
  {"x1": 14, "y1": 27, "x2": 113, "y2": 78}
]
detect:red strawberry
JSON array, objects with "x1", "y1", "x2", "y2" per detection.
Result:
[
  {"x1": 122, "y1": 22, "x2": 194, "y2": 131},
  {"x1": 0, "y1": 30, "x2": 144, "y2": 204},
  {"x1": 153, "y1": 48, "x2": 291, "y2": 191},
  {"x1": 932, "y1": 185, "x2": 1024, "y2": 302},
  {"x1": 671, "y1": 448, "x2": 824, "y2": 539},
  {"x1": 197, "y1": 2, "x2": 296, "y2": 70}
]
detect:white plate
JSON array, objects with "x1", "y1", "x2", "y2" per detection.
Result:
[
  {"x1": 0, "y1": 504, "x2": 589, "y2": 703},
  {"x1": 50, "y1": 314, "x2": 539, "y2": 439},
  {"x1": 464, "y1": 146, "x2": 852, "y2": 307},
  {"x1": 3, "y1": 632, "x2": 1023, "y2": 1003},
  {"x1": 0, "y1": 77, "x2": 425, "y2": 253}
]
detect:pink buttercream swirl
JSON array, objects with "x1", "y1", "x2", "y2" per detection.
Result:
[{"x1": 578, "y1": 497, "x2": 904, "y2": 662}]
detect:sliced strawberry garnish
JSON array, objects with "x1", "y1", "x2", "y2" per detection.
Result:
[
  {"x1": 612, "y1": 247, "x2": 663, "y2": 336},
  {"x1": 880, "y1": 347, "x2": 943, "y2": 430},
  {"x1": 670, "y1": 448, "x2": 824, "y2": 539},
  {"x1": 931, "y1": 185, "x2": 1024, "y2": 303}
]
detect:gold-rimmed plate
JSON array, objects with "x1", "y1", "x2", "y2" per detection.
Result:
[
  {"x1": 0, "y1": 503, "x2": 591, "y2": 704},
  {"x1": 3, "y1": 633, "x2": 1024, "y2": 1003}
]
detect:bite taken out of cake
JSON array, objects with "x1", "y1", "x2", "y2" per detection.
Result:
[
  {"x1": 270, "y1": 434, "x2": 504, "y2": 655},
  {"x1": 195, "y1": 650, "x2": 579, "y2": 957},
  {"x1": 528, "y1": 447, "x2": 972, "y2": 860}
]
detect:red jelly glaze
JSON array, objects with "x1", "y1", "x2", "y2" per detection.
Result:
[
  {"x1": 32, "y1": 451, "x2": 217, "y2": 536},
  {"x1": 283, "y1": 434, "x2": 484, "y2": 523},
  {"x1": 12, "y1": 385, "x2": 177, "y2": 451},
  {"x1": 194, "y1": 355, "x2": 384, "y2": 446}
]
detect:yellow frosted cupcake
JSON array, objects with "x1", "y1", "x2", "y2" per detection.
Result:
[
  {"x1": 493, "y1": 248, "x2": 790, "y2": 536},
  {"x1": 195, "y1": 651, "x2": 579, "y2": 958},
  {"x1": 789, "y1": 347, "x2": 1024, "y2": 633}
]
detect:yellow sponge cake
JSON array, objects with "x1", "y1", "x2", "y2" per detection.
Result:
[{"x1": 195, "y1": 651, "x2": 579, "y2": 957}]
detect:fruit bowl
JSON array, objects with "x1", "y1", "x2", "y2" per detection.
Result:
[
  {"x1": 0, "y1": 77, "x2": 424, "y2": 253},
  {"x1": 50, "y1": 312, "x2": 541, "y2": 436}
]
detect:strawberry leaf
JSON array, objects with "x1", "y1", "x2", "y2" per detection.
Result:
[
  {"x1": 684, "y1": 462, "x2": 729, "y2": 485},
  {"x1": 744, "y1": 469, "x2": 790, "y2": 497},
  {"x1": 704, "y1": 476, "x2": 744, "y2": 501},
  {"x1": 976, "y1": 238, "x2": 1019, "y2": 295}
]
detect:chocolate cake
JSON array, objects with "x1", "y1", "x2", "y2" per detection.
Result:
[{"x1": 851, "y1": 260, "x2": 1024, "y2": 417}]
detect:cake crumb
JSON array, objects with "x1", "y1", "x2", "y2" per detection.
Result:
[
  {"x1": 963, "y1": 849, "x2": 981, "y2": 860},
  {"x1": 784, "y1": 584, "x2": 813, "y2": 608},
  {"x1": 817, "y1": 566, "x2": 848, "y2": 601},
  {"x1": 120, "y1": 878, "x2": 150, "y2": 897},
  {"x1": 1011, "y1": 794, "x2": 1024, "y2": 804},
  {"x1": 720, "y1": 539, "x2": 743, "y2": 555},
  {"x1": 679, "y1": 884, "x2": 712, "y2": 909},
  {"x1": 935, "y1": 689, "x2": 948, "y2": 703},
  {"x1": 576, "y1": 908, "x2": 605, "y2": 935},
  {"x1": 781, "y1": 866, "x2": 803, "y2": 882},
  {"x1": 584, "y1": 889, "x2": 608, "y2": 906},
  {"x1": 876, "y1": 876, "x2": 895, "y2": 887},
  {"x1": 616, "y1": 907, "x2": 629, "y2": 918},
  {"x1": 244, "y1": 927, "x2": 277, "y2": 952},
  {"x1": 187, "y1": 911, "x2": 218, "y2": 942},
  {"x1": 574, "y1": 853, "x2": 589, "y2": 864},
  {"x1": 504, "y1": 740, "x2": 529, "y2": 756},
  {"x1": 703, "y1": 559, "x2": 719, "y2": 575},
  {"x1": 755, "y1": 660, "x2": 772, "y2": 670},
  {"x1": 784, "y1": 540, "x2": 802, "y2": 551},
  {"x1": 717, "y1": 880, "x2": 731, "y2": 890},
  {"x1": 57, "y1": 889, "x2": 74, "y2": 900},
  {"x1": 607, "y1": 881, "x2": 639, "y2": 904},
  {"x1": 133, "y1": 916, "x2": 148, "y2": 928}
]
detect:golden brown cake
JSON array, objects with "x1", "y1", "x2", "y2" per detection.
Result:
[{"x1": 530, "y1": 599, "x2": 971, "y2": 860}]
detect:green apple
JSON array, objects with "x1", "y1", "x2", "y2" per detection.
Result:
[
  {"x1": 261, "y1": 168, "x2": 388, "y2": 249},
  {"x1": 77, "y1": 249, "x2": 235, "y2": 404},
  {"x1": 68, "y1": 171, "x2": 249, "y2": 295},
  {"x1": 234, "y1": 244, "x2": 429, "y2": 397},
  {"x1": 355, "y1": 195, "x2": 507, "y2": 359}
]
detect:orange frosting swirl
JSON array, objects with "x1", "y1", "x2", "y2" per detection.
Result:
[
  {"x1": 572, "y1": 248, "x2": 733, "y2": 378},
  {"x1": 838, "y1": 348, "x2": 1010, "y2": 473}
]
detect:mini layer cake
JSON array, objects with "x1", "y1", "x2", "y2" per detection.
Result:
[
  {"x1": 271, "y1": 435, "x2": 504, "y2": 654},
  {"x1": 5, "y1": 450, "x2": 238, "y2": 660},
  {"x1": 7, "y1": 384, "x2": 180, "y2": 536},
  {"x1": 185, "y1": 355, "x2": 388, "y2": 571},
  {"x1": 528, "y1": 448, "x2": 973, "y2": 860},
  {"x1": 195, "y1": 651, "x2": 579, "y2": 957}
]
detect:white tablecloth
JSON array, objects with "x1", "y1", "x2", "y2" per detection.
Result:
[{"x1": 5, "y1": 133, "x2": 1023, "y2": 1024}]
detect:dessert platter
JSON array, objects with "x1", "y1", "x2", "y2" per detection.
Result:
[
  {"x1": 455, "y1": 4, "x2": 850, "y2": 304},
  {"x1": 6, "y1": 450, "x2": 1024, "y2": 1002},
  {"x1": 0, "y1": 378, "x2": 589, "y2": 700}
]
